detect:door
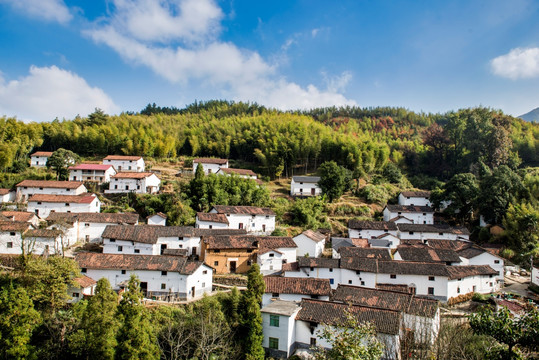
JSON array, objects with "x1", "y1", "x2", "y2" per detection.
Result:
[
  {"x1": 192, "y1": 247, "x2": 197, "y2": 256},
  {"x1": 140, "y1": 282, "x2": 148, "y2": 298},
  {"x1": 161, "y1": 244, "x2": 167, "y2": 255},
  {"x1": 311, "y1": 188, "x2": 316, "y2": 195},
  {"x1": 191, "y1": 286, "x2": 196, "y2": 298},
  {"x1": 229, "y1": 261, "x2": 237, "y2": 273}
]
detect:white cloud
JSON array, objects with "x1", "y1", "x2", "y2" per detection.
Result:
[
  {"x1": 0, "y1": 66, "x2": 119, "y2": 122},
  {"x1": 85, "y1": 0, "x2": 356, "y2": 110},
  {"x1": 0, "y1": 0, "x2": 72, "y2": 23},
  {"x1": 311, "y1": 28, "x2": 320, "y2": 38},
  {"x1": 491, "y1": 47, "x2": 539, "y2": 79},
  {"x1": 322, "y1": 71, "x2": 353, "y2": 93}
]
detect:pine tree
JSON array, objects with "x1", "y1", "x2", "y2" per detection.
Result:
[
  {"x1": 116, "y1": 275, "x2": 160, "y2": 360},
  {"x1": 238, "y1": 264, "x2": 265, "y2": 360}
]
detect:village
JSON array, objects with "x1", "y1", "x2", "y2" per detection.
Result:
[{"x1": 1, "y1": 150, "x2": 537, "y2": 360}]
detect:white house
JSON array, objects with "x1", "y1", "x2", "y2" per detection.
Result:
[
  {"x1": 348, "y1": 220, "x2": 399, "y2": 239},
  {"x1": 293, "y1": 230, "x2": 326, "y2": 258},
  {"x1": 216, "y1": 167, "x2": 257, "y2": 179},
  {"x1": 75, "y1": 252, "x2": 214, "y2": 300},
  {"x1": 195, "y1": 212, "x2": 229, "y2": 229},
  {"x1": 69, "y1": 164, "x2": 117, "y2": 183},
  {"x1": 16, "y1": 180, "x2": 87, "y2": 201},
  {"x1": 193, "y1": 158, "x2": 229, "y2": 174},
  {"x1": 46, "y1": 212, "x2": 139, "y2": 244},
  {"x1": 0, "y1": 189, "x2": 15, "y2": 203},
  {"x1": 0, "y1": 222, "x2": 70, "y2": 256},
  {"x1": 262, "y1": 276, "x2": 332, "y2": 306},
  {"x1": 332, "y1": 284, "x2": 440, "y2": 345},
  {"x1": 262, "y1": 299, "x2": 402, "y2": 360},
  {"x1": 69, "y1": 275, "x2": 97, "y2": 303},
  {"x1": 290, "y1": 176, "x2": 321, "y2": 197},
  {"x1": 383, "y1": 205, "x2": 434, "y2": 224},
  {"x1": 398, "y1": 191, "x2": 431, "y2": 207},
  {"x1": 257, "y1": 237, "x2": 297, "y2": 273},
  {"x1": 27, "y1": 194, "x2": 101, "y2": 218},
  {"x1": 103, "y1": 155, "x2": 145, "y2": 172},
  {"x1": 532, "y1": 266, "x2": 539, "y2": 287},
  {"x1": 207, "y1": 205, "x2": 275, "y2": 234},
  {"x1": 396, "y1": 224, "x2": 470, "y2": 241},
  {"x1": 30, "y1": 151, "x2": 53, "y2": 167},
  {"x1": 1, "y1": 211, "x2": 40, "y2": 227},
  {"x1": 23, "y1": 228, "x2": 71, "y2": 255},
  {"x1": 393, "y1": 246, "x2": 462, "y2": 265},
  {"x1": 0, "y1": 221, "x2": 34, "y2": 255},
  {"x1": 105, "y1": 172, "x2": 160, "y2": 194},
  {"x1": 147, "y1": 212, "x2": 167, "y2": 226}
]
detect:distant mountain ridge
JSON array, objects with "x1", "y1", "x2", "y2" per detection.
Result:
[{"x1": 519, "y1": 107, "x2": 539, "y2": 123}]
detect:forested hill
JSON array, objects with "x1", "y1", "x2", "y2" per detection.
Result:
[{"x1": 1, "y1": 102, "x2": 538, "y2": 181}]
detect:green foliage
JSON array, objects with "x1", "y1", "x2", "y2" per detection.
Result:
[
  {"x1": 381, "y1": 162, "x2": 402, "y2": 183},
  {"x1": 313, "y1": 310, "x2": 384, "y2": 360},
  {"x1": 46, "y1": 148, "x2": 79, "y2": 180},
  {"x1": 500, "y1": 202, "x2": 539, "y2": 264},
  {"x1": 290, "y1": 196, "x2": 327, "y2": 229},
  {"x1": 238, "y1": 264, "x2": 265, "y2": 360},
  {"x1": 0, "y1": 283, "x2": 41, "y2": 360},
  {"x1": 116, "y1": 275, "x2": 159, "y2": 360},
  {"x1": 431, "y1": 173, "x2": 479, "y2": 223},
  {"x1": 358, "y1": 184, "x2": 396, "y2": 205},
  {"x1": 318, "y1": 161, "x2": 352, "y2": 202}
]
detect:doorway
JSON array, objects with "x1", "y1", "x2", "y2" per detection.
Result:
[
  {"x1": 229, "y1": 261, "x2": 237, "y2": 273},
  {"x1": 140, "y1": 282, "x2": 148, "y2": 298},
  {"x1": 191, "y1": 286, "x2": 196, "y2": 298}
]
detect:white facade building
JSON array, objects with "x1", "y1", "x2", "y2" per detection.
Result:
[
  {"x1": 103, "y1": 155, "x2": 145, "y2": 172},
  {"x1": 383, "y1": 205, "x2": 434, "y2": 224},
  {"x1": 257, "y1": 237, "x2": 297, "y2": 273},
  {"x1": 398, "y1": 191, "x2": 432, "y2": 207},
  {"x1": 193, "y1": 158, "x2": 228, "y2": 174},
  {"x1": 0, "y1": 189, "x2": 15, "y2": 203},
  {"x1": 147, "y1": 213, "x2": 167, "y2": 226},
  {"x1": 16, "y1": 180, "x2": 87, "y2": 201},
  {"x1": 216, "y1": 167, "x2": 257, "y2": 179},
  {"x1": 69, "y1": 164, "x2": 117, "y2": 183},
  {"x1": 262, "y1": 276, "x2": 332, "y2": 306},
  {"x1": 1, "y1": 211, "x2": 40, "y2": 227},
  {"x1": 30, "y1": 151, "x2": 53, "y2": 167},
  {"x1": 397, "y1": 224, "x2": 470, "y2": 241},
  {"x1": 208, "y1": 205, "x2": 276, "y2": 234},
  {"x1": 27, "y1": 194, "x2": 101, "y2": 218},
  {"x1": 348, "y1": 220, "x2": 399, "y2": 239},
  {"x1": 76, "y1": 252, "x2": 213, "y2": 300},
  {"x1": 0, "y1": 221, "x2": 33, "y2": 255},
  {"x1": 195, "y1": 212, "x2": 229, "y2": 229},
  {"x1": 105, "y1": 172, "x2": 160, "y2": 194},
  {"x1": 532, "y1": 266, "x2": 539, "y2": 287},
  {"x1": 290, "y1": 176, "x2": 321, "y2": 197},
  {"x1": 293, "y1": 230, "x2": 326, "y2": 258},
  {"x1": 69, "y1": 276, "x2": 97, "y2": 303}
]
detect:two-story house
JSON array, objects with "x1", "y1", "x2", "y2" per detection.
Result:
[
  {"x1": 205, "y1": 205, "x2": 276, "y2": 234},
  {"x1": 16, "y1": 180, "x2": 87, "y2": 201},
  {"x1": 398, "y1": 191, "x2": 432, "y2": 206},
  {"x1": 290, "y1": 176, "x2": 321, "y2": 197},
  {"x1": 105, "y1": 172, "x2": 160, "y2": 194},
  {"x1": 383, "y1": 205, "x2": 434, "y2": 224},
  {"x1": 30, "y1": 151, "x2": 53, "y2": 167},
  {"x1": 193, "y1": 158, "x2": 229, "y2": 174},
  {"x1": 27, "y1": 194, "x2": 101, "y2": 218},
  {"x1": 68, "y1": 164, "x2": 117, "y2": 183},
  {"x1": 103, "y1": 155, "x2": 145, "y2": 172}
]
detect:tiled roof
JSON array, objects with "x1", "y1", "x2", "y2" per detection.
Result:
[
  {"x1": 148, "y1": 212, "x2": 167, "y2": 219},
  {"x1": 338, "y1": 247, "x2": 392, "y2": 260},
  {"x1": 69, "y1": 164, "x2": 114, "y2": 171},
  {"x1": 212, "y1": 205, "x2": 275, "y2": 216},
  {"x1": 197, "y1": 212, "x2": 229, "y2": 224},
  {"x1": 218, "y1": 168, "x2": 256, "y2": 176},
  {"x1": 296, "y1": 299, "x2": 401, "y2": 335},
  {"x1": 16, "y1": 180, "x2": 85, "y2": 189},
  {"x1": 1, "y1": 211, "x2": 36, "y2": 223},
  {"x1": 376, "y1": 284, "x2": 414, "y2": 294},
  {"x1": 457, "y1": 246, "x2": 489, "y2": 259},
  {"x1": 194, "y1": 158, "x2": 228, "y2": 164},
  {"x1": 162, "y1": 248, "x2": 188, "y2": 256},
  {"x1": 102, "y1": 225, "x2": 196, "y2": 244},
  {"x1": 300, "y1": 230, "x2": 326, "y2": 243},
  {"x1": 331, "y1": 237, "x2": 354, "y2": 252},
  {"x1": 264, "y1": 276, "x2": 332, "y2": 296},
  {"x1": 281, "y1": 262, "x2": 299, "y2": 272},
  {"x1": 292, "y1": 176, "x2": 320, "y2": 183},
  {"x1": 298, "y1": 257, "x2": 340, "y2": 269},
  {"x1": 386, "y1": 205, "x2": 434, "y2": 213},
  {"x1": 0, "y1": 214, "x2": 8, "y2": 221},
  {"x1": 259, "y1": 237, "x2": 297, "y2": 253},
  {"x1": 395, "y1": 246, "x2": 461, "y2": 263},
  {"x1": 348, "y1": 220, "x2": 398, "y2": 231},
  {"x1": 0, "y1": 221, "x2": 31, "y2": 232},
  {"x1": 25, "y1": 229, "x2": 62, "y2": 238},
  {"x1": 111, "y1": 172, "x2": 156, "y2": 179},
  {"x1": 0, "y1": 189, "x2": 11, "y2": 195},
  {"x1": 74, "y1": 275, "x2": 97, "y2": 288},
  {"x1": 332, "y1": 284, "x2": 439, "y2": 318},
  {"x1": 400, "y1": 191, "x2": 431, "y2": 198},
  {"x1": 397, "y1": 223, "x2": 470, "y2": 235},
  {"x1": 28, "y1": 194, "x2": 97, "y2": 204},
  {"x1": 104, "y1": 155, "x2": 142, "y2": 161},
  {"x1": 339, "y1": 257, "x2": 379, "y2": 272},
  {"x1": 31, "y1": 151, "x2": 53, "y2": 157},
  {"x1": 445, "y1": 265, "x2": 498, "y2": 280},
  {"x1": 194, "y1": 228, "x2": 248, "y2": 236},
  {"x1": 75, "y1": 252, "x2": 204, "y2": 274},
  {"x1": 203, "y1": 235, "x2": 259, "y2": 250},
  {"x1": 47, "y1": 212, "x2": 139, "y2": 224}
]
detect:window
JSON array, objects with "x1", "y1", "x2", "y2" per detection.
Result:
[
  {"x1": 65, "y1": 188, "x2": 69, "y2": 191},
  {"x1": 494, "y1": 260, "x2": 500, "y2": 264},
  {"x1": 65, "y1": 203, "x2": 70, "y2": 206},
  {"x1": 390, "y1": 274, "x2": 396, "y2": 279},
  {"x1": 268, "y1": 337, "x2": 279, "y2": 350},
  {"x1": 117, "y1": 246, "x2": 123, "y2": 252},
  {"x1": 429, "y1": 276, "x2": 435, "y2": 281},
  {"x1": 310, "y1": 267, "x2": 314, "y2": 271},
  {"x1": 348, "y1": 280, "x2": 352, "y2": 284},
  {"x1": 409, "y1": 232, "x2": 414, "y2": 235},
  {"x1": 457, "y1": 287, "x2": 460, "y2": 294},
  {"x1": 428, "y1": 287, "x2": 434, "y2": 295},
  {"x1": 330, "y1": 279, "x2": 334, "y2": 285},
  {"x1": 121, "y1": 270, "x2": 126, "y2": 274},
  {"x1": 110, "y1": 239, "x2": 116, "y2": 242},
  {"x1": 161, "y1": 283, "x2": 166, "y2": 290},
  {"x1": 439, "y1": 232, "x2": 443, "y2": 235},
  {"x1": 208, "y1": 225, "x2": 212, "y2": 229},
  {"x1": 214, "y1": 261, "x2": 219, "y2": 266},
  {"x1": 247, "y1": 249, "x2": 253, "y2": 253},
  {"x1": 489, "y1": 282, "x2": 493, "y2": 287},
  {"x1": 310, "y1": 337, "x2": 316, "y2": 346},
  {"x1": 422, "y1": 213, "x2": 426, "y2": 215},
  {"x1": 9, "y1": 232, "x2": 15, "y2": 236},
  {"x1": 85, "y1": 223, "x2": 90, "y2": 227},
  {"x1": 247, "y1": 260, "x2": 252, "y2": 266},
  {"x1": 134, "y1": 249, "x2": 140, "y2": 254},
  {"x1": 239, "y1": 223, "x2": 244, "y2": 229},
  {"x1": 161, "y1": 271, "x2": 167, "y2": 276},
  {"x1": 329, "y1": 268, "x2": 333, "y2": 272},
  {"x1": 7, "y1": 242, "x2": 13, "y2": 248},
  {"x1": 270, "y1": 314, "x2": 279, "y2": 327},
  {"x1": 213, "y1": 249, "x2": 220, "y2": 253},
  {"x1": 203, "y1": 270, "x2": 208, "y2": 274},
  {"x1": 179, "y1": 244, "x2": 183, "y2": 248},
  {"x1": 361, "y1": 281, "x2": 365, "y2": 286},
  {"x1": 356, "y1": 270, "x2": 361, "y2": 275},
  {"x1": 37, "y1": 202, "x2": 42, "y2": 205},
  {"x1": 81, "y1": 268, "x2": 87, "y2": 273},
  {"x1": 72, "y1": 292, "x2": 79, "y2": 298},
  {"x1": 272, "y1": 293, "x2": 279, "y2": 297},
  {"x1": 269, "y1": 253, "x2": 274, "y2": 257}
]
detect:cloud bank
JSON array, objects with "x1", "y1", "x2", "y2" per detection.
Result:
[
  {"x1": 0, "y1": 0, "x2": 72, "y2": 23},
  {"x1": 491, "y1": 47, "x2": 539, "y2": 79}
]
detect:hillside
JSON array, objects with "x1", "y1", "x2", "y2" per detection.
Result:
[{"x1": 519, "y1": 107, "x2": 539, "y2": 122}]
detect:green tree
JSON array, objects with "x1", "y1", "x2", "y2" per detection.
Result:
[
  {"x1": 69, "y1": 278, "x2": 120, "y2": 360},
  {"x1": 501, "y1": 202, "x2": 539, "y2": 263},
  {"x1": 290, "y1": 196, "x2": 326, "y2": 229},
  {"x1": 313, "y1": 310, "x2": 383, "y2": 360},
  {"x1": 238, "y1": 264, "x2": 265, "y2": 360},
  {"x1": 318, "y1": 161, "x2": 351, "y2": 202},
  {"x1": 431, "y1": 173, "x2": 479, "y2": 224},
  {"x1": 116, "y1": 275, "x2": 159, "y2": 360},
  {"x1": 46, "y1": 148, "x2": 79, "y2": 180},
  {"x1": 0, "y1": 283, "x2": 41, "y2": 360}
]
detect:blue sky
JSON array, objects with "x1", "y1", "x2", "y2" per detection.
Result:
[{"x1": 1, "y1": 0, "x2": 539, "y2": 122}]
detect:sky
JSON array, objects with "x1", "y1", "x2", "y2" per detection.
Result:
[{"x1": 1, "y1": 0, "x2": 539, "y2": 122}]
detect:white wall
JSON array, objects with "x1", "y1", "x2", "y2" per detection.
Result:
[
  {"x1": 383, "y1": 208, "x2": 434, "y2": 224},
  {"x1": 104, "y1": 158, "x2": 145, "y2": 172},
  {"x1": 27, "y1": 198, "x2": 100, "y2": 218},
  {"x1": 290, "y1": 181, "x2": 321, "y2": 196},
  {"x1": 262, "y1": 311, "x2": 297, "y2": 358},
  {"x1": 293, "y1": 233, "x2": 325, "y2": 258},
  {"x1": 0, "y1": 232, "x2": 68, "y2": 255},
  {"x1": 148, "y1": 215, "x2": 166, "y2": 226},
  {"x1": 17, "y1": 185, "x2": 86, "y2": 199},
  {"x1": 462, "y1": 252, "x2": 504, "y2": 283},
  {"x1": 258, "y1": 248, "x2": 295, "y2": 272},
  {"x1": 397, "y1": 231, "x2": 462, "y2": 241},
  {"x1": 195, "y1": 219, "x2": 228, "y2": 229},
  {"x1": 69, "y1": 168, "x2": 116, "y2": 183},
  {"x1": 398, "y1": 194, "x2": 431, "y2": 207},
  {"x1": 447, "y1": 275, "x2": 498, "y2": 298},
  {"x1": 103, "y1": 238, "x2": 155, "y2": 255},
  {"x1": 283, "y1": 266, "x2": 342, "y2": 289},
  {"x1": 348, "y1": 228, "x2": 398, "y2": 239},
  {"x1": 106, "y1": 175, "x2": 160, "y2": 194},
  {"x1": 30, "y1": 155, "x2": 50, "y2": 167},
  {"x1": 532, "y1": 267, "x2": 539, "y2": 287},
  {"x1": 0, "y1": 191, "x2": 15, "y2": 203},
  {"x1": 193, "y1": 162, "x2": 227, "y2": 175},
  {"x1": 209, "y1": 209, "x2": 275, "y2": 234}
]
